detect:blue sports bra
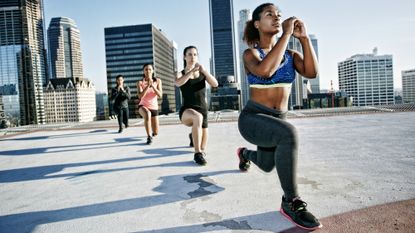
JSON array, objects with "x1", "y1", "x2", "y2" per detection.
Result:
[{"x1": 247, "y1": 47, "x2": 296, "y2": 88}]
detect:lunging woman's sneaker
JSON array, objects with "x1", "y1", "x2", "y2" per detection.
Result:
[
  {"x1": 236, "y1": 147, "x2": 250, "y2": 172},
  {"x1": 280, "y1": 196, "x2": 322, "y2": 230}
]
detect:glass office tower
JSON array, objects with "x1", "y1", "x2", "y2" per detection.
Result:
[
  {"x1": 0, "y1": 0, "x2": 47, "y2": 125},
  {"x1": 105, "y1": 24, "x2": 176, "y2": 116}
]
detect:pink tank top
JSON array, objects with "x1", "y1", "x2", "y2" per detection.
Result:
[{"x1": 138, "y1": 79, "x2": 158, "y2": 110}]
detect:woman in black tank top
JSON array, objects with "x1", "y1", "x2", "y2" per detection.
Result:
[{"x1": 175, "y1": 46, "x2": 218, "y2": 165}]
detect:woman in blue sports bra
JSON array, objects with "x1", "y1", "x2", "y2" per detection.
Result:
[{"x1": 236, "y1": 3, "x2": 322, "y2": 231}]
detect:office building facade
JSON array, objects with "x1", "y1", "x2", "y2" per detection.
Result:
[
  {"x1": 209, "y1": 0, "x2": 237, "y2": 79},
  {"x1": 105, "y1": 24, "x2": 176, "y2": 117},
  {"x1": 209, "y1": 0, "x2": 240, "y2": 110},
  {"x1": 338, "y1": 50, "x2": 394, "y2": 106},
  {"x1": 402, "y1": 69, "x2": 415, "y2": 103},
  {"x1": 0, "y1": 0, "x2": 47, "y2": 125},
  {"x1": 48, "y1": 17, "x2": 83, "y2": 79}
]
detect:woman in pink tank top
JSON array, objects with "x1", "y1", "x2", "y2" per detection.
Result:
[{"x1": 137, "y1": 64, "x2": 162, "y2": 144}]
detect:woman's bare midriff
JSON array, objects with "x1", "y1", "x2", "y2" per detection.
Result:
[{"x1": 250, "y1": 86, "x2": 291, "y2": 111}]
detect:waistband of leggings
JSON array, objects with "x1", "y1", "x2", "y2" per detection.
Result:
[{"x1": 242, "y1": 100, "x2": 288, "y2": 118}]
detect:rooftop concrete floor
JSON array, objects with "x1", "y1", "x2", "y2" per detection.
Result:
[{"x1": 0, "y1": 112, "x2": 414, "y2": 233}]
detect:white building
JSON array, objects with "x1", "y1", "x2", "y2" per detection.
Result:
[
  {"x1": 44, "y1": 78, "x2": 96, "y2": 123},
  {"x1": 338, "y1": 48, "x2": 394, "y2": 106},
  {"x1": 402, "y1": 69, "x2": 415, "y2": 103}
]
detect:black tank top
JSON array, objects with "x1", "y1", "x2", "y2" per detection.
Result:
[{"x1": 180, "y1": 70, "x2": 207, "y2": 110}]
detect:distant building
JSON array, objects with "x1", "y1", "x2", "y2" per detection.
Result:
[
  {"x1": 338, "y1": 48, "x2": 394, "y2": 106},
  {"x1": 210, "y1": 76, "x2": 240, "y2": 111},
  {"x1": 44, "y1": 78, "x2": 96, "y2": 123},
  {"x1": 305, "y1": 91, "x2": 353, "y2": 109},
  {"x1": 402, "y1": 69, "x2": 415, "y2": 103},
  {"x1": 209, "y1": 0, "x2": 240, "y2": 111},
  {"x1": 48, "y1": 17, "x2": 84, "y2": 79},
  {"x1": 238, "y1": 9, "x2": 251, "y2": 107},
  {"x1": 104, "y1": 24, "x2": 177, "y2": 116},
  {"x1": 96, "y1": 92, "x2": 109, "y2": 120},
  {"x1": 209, "y1": 0, "x2": 237, "y2": 79},
  {"x1": 0, "y1": 0, "x2": 48, "y2": 125},
  {"x1": 0, "y1": 95, "x2": 4, "y2": 122}
]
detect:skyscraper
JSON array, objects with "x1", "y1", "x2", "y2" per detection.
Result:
[
  {"x1": 105, "y1": 24, "x2": 176, "y2": 116},
  {"x1": 402, "y1": 69, "x2": 415, "y2": 103},
  {"x1": 338, "y1": 49, "x2": 394, "y2": 106},
  {"x1": 209, "y1": 0, "x2": 240, "y2": 110},
  {"x1": 238, "y1": 9, "x2": 250, "y2": 107},
  {"x1": 0, "y1": 0, "x2": 47, "y2": 125},
  {"x1": 209, "y1": 0, "x2": 237, "y2": 79},
  {"x1": 48, "y1": 17, "x2": 83, "y2": 79}
]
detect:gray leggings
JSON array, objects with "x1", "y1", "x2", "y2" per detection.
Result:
[{"x1": 238, "y1": 100, "x2": 298, "y2": 200}]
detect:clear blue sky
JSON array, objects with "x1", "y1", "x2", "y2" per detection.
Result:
[{"x1": 43, "y1": 0, "x2": 415, "y2": 93}]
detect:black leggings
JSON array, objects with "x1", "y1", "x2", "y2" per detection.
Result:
[
  {"x1": 116, "y1": 107, "x2": 129, "y2": 129},
  {"x1": 238, "y1": 100, "x2": 298, "y2": 200}
]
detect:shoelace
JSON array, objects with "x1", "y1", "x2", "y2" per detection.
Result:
[{"x1": 291, "y1": 199, "x2": 308, "y2": 212}]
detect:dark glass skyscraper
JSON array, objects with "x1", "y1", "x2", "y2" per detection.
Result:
[
  {"x1": 209, "y1": 0, "x2": 240, "y2": 110},
  {"x1": 105, "y1": 24, "x2": 176, "y2": 116},
  {"x1": 209, "y1": 0, "x2": 236, "y2": 79},
  {"x1": 48, "y1": 17, "x2": 83, "y2": 79},
  {"x1": 0, "y1": 0, "x2": 47, "y2": 125}
]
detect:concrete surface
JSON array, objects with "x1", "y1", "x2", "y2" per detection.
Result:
[{"x1": 0, "y1": 112, "x2": 414, "y2": 233}]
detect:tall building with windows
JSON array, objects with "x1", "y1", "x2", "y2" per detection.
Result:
[
  {"x1": 209, "y1": 0, "x2": 240, "y2": 110},
  {"x1": 0, "y1": 0, "x2": 47, "y2": 125},
  {"x1": 287, "y1": 35, "x2": 319, "y2": 109},
  {"x1": 338, "y1": 49, "x2": 394, "y2": 106},
  {"x1": 48, "y1": 17, "x2": 83, "y2": 79},
  {"x1": 44, "y1": 77, "x2": 96, "y2": 123},
  {"x1": 209, "y1": 0, "x2": 237, "y2": 79},
  {"x1": 238, "y1": 9, "x2": 250, "y2": 107},
  {"x1": 402, "y1": 69, "x2": 415, "y2": 103},
  {"x1": 0, "y1": 95, "x2": 4, "y2": 123},
  {"x1": 105, "y1": 24, "x2": 176, "y2": 116}
]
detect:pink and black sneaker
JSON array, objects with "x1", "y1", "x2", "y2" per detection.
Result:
[
  {"x1": 280, "y1": 196, "x2": 322, "y2": 230},
  {"x1": 236, "y1": 147, "x2": 250, "y2": 172}
]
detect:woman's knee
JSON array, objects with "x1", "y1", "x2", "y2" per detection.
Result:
[{"x1": 191, "y1": 113, "x2": 203, "y2": 127}]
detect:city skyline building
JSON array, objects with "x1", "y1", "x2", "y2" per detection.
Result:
[
  {"x1": 47, "y1": 16, "x2": 83, "y2": 79},
  {"x1": 402, "y1": 69, "x2": 415, "y2": 103},
  {"x1": 209, "y1": 0, "x2": 237, "y2": 80},
  {"x1": 237, "y1": 9, "x2": 250, "y2": 107},
  {"x1": 0, "y1": 0, "x2": 48, "y2": 125},
  {"x1": 338, "y1": 48, "x2": 394, "y2": 106},
  {"x1": 104, "y1": 24, "x2": 176, "y2": 117},
  {"x1": 209, "y1": 0, "x2": 240, "y2": 110},
  {"x1": 95, "y1": 92, "x2": 109, "y2": 120},
  {"x1": 44, "y1": 77, "x2": 96, "y2": 123}
]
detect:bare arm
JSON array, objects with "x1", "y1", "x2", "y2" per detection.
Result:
[
  {"x1": 243, "y1": 17, "x2": 296, "y2": 78},
  {"x1": 199, "y1": 64, "x2": 218, "y2": 87},
  {"x1": 175, "y1": 66, "x2": 199, "y2": 87},
  {"x1": 137, "y1": 81, "x2": 151, "y2": 99},
  {"x1": 152, "y1": 78, "x2": 162, "y2": 98},
  {"x1": 292, "y1": 19, "x2": 318, "y2": 78}
]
